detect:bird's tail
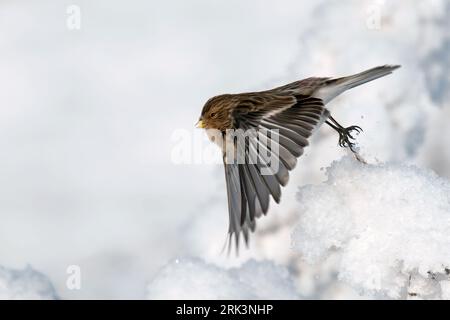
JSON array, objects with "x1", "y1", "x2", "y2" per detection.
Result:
[
  {"x1": 316, "y1": 65, "x2": 401, "y2": 103},
  {"x1": 330, "y1": 65, "x2": 401, "y2": 90}
]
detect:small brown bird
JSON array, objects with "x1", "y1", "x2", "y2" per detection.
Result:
[{"x1": 196, "y1": 65, "x2": 400, "y2": 251}]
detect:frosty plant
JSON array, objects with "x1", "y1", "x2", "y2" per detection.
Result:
[
  {"x1": 66, "y1": 5, "x2": 81, "y2": 30},
  {"x1": 171, "y1": 128, "x2": 280, "y2": 175}
]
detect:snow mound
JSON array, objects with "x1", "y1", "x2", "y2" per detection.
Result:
[
  {"x1": 146, "y1": 258, "x2": 299, "y2": 300},
  {"x1": 0, "y1": 265, "x2": 58, "y2": 300},
  {"x1": 293, "y1": 157, "x2": 450, "y2": 299}
]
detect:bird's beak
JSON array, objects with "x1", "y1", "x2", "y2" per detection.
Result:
[{"x1": 195, "y1": 120, "x2": 206, "y2": 128}]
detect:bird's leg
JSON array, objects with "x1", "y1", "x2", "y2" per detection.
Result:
[{"x1": 326, "y1": 115, "x2": 363, "y2": 154}]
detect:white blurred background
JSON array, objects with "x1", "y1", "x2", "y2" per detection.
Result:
[{"x1": 0, "y1": 0, "x2": 448, "y2": 299}]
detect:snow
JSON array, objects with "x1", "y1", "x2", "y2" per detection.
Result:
[
  {"x1": 0, "y1": 0, "x2": 448, "y2": 299},
  {"x1": 293, "y1": 157, "x2": 450, "y2": 299},
  {"x1": 146, "y1": 258, "x2": 299, "y2": 300},
  {"x1": 0, "y1": 265, "x2": 58, "y2": 300}
]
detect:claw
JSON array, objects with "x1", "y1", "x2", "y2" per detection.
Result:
[
  {"x1": 337, "y1": 125, "x2": 363, "y2": 152},
  {"x1": 355, "y1": 126, "x2": 362, "y2": 133},
  {"x1": 347, "y1": 125, "x2": 362, "y2": 135}
]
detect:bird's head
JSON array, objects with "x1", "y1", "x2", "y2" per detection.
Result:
[{"x1": 196, "y1": 94, "x2": 235, "y2": 131}]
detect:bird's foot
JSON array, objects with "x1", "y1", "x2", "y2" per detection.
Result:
[{"x1": 337, "y1": 125, "x2": 363, "y2": 153}]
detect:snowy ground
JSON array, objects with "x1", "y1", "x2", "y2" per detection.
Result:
[
  {"x1": 293, "y1": 157, "x2": 450, "y2": 299},
  {"x1": 0, "y1": 265, "x2": 58, "y2": 300},
  {"x1": 0, "y1": 0, "x2": 449, "y2": 299},
  {"x1": 146, "y1": 258, "x2": 299, "y2": 300}
]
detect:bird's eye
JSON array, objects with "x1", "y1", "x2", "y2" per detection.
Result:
[{"x1": 210, "y1": 112, "x2": 217, "y2": 118}]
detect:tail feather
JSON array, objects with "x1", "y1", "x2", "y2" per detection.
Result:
[
  {"x1": 315, "y1": 65, "x2": 400, "y2": 103},
  {"x1": 330, "y1": 65, "x2": 401, "y2": 90}
]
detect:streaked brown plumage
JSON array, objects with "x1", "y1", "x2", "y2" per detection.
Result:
[{"x1": 196, "y1": 65, "x2": 400, "y2": 252}]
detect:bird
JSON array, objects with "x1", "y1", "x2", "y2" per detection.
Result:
[{"x1": 196, "y1": 65, "x2": 400, "y2": 252}]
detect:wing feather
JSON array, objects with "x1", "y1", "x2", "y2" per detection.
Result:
[{"x1": 222, "y1": 94, "x2": 329, "y2": 251}]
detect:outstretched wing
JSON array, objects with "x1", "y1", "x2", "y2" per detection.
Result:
[{"x1": 223, "y1": 94, "x2": 329, "y2": 251}]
